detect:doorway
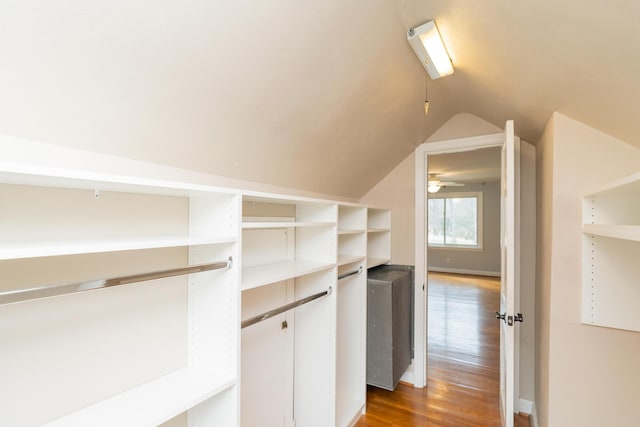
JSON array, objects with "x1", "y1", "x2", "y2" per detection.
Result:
[
  {"x1": 414, "y1": 133, "x2": 505, "y2": 389},
  {"x1": 414, "y1": 128, "x2": 536, "y2": 427},
  {"x1": 426, "y1": 147, "x2": 503, "y2": 416}
]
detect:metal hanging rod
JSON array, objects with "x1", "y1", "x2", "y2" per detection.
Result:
[
  {"x1": 241, "y1": 287, "x2": 332, "y2": 329},
  {"x1": 0, "y1": 257, "x2": 233, "y2": 306},
  {"x1": 338, "y1": 266, "x2": 363, "y2": 280}
]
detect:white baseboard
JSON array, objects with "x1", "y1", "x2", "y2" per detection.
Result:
[
  {"x1": 517, "y1": 399, "x2": 533, "y2": 414},
  {"x1": 427, "y1": 267, "x2": 501, "y2": 277},
  {"x1": 517, "y1": 399, "x2": 538, "y2": 427}
]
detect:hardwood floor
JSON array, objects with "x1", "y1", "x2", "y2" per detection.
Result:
[{"x1": 354, "y1": 273, "x2": 530, "y2": 427}]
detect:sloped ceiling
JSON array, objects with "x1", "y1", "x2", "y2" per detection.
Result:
[{"x1": 0, "y1": 1, "x2": 638, "y2": 198}]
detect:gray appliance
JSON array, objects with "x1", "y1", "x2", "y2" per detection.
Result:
[{"x1": 366, "y1": 265, "x2": 413, "y2": 391}]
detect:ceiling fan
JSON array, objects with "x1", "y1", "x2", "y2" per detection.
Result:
[{"x1": 427, "y1": 174, "x2": 464, "y2": 193}]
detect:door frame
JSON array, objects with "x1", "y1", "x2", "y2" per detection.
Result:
[{"x1": 413, "y1": 132, "x2": 505, "y2": 388}]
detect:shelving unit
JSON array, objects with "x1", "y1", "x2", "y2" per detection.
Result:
[
  {"x1": 0, "y1": 169, "x2": 241, "y2": 427},
  {"x1": 582, "y1": 172, "x2": 640, "y2": 332},
  {"x1": 336, "y1": 204, "x2": 367, "y2": 427},
  {"x1": 366, "y1": 208, "x2": 391, "y2": 269},
  {"x1": 241, "y1": 197, "x2": 337, "y2": 291},
  {"x1": 240, "y1": 195, "x2": 338, "y2": 427},
  {"x1": 1, "y1": 142, "x2": 392, "y2": 427}
]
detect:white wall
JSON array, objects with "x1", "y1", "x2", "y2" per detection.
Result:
[
  {"x1": 537, "y1": 113, "x2": 640, "y2": 426},
  {"x1": 427, "y1": 181, "x2": 501, "y2": 276}
]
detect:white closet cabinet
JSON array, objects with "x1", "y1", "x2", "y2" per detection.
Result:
[
  {"x1": 240, "y1": 195, "x2": 337, "y2": 427},
  {"x1": 582, "y1": 172, "x2": 640, "y2": 332},
  {"x1": 366, "y1": 208, "x2": 391, "y2": 269},
  {"x1": 0, "y1": 143, "x2": 391, "y2": 427},
  {"x1": 240, "y1": 198, "x2": 377, "y2": 427},
  {"x1": 0, "y1": 168, "x2": 241, "y2": 426}
]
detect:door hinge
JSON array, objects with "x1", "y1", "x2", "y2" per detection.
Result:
[{"x1": 514, "y1": 313, "x2": 524, "y2": 323}]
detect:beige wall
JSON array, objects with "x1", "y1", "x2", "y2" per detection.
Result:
[
  {"x1": 360, "y1": 113, "x2": 502, "y2": 264},
  {"x1": 0, "y1": 136, "x2": 359, "y2": 204},
  {"x1": 539, "y1": 113, "x2": 640, "y2": 426}
]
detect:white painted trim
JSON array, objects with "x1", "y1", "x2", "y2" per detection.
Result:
[
  {"x1": 414, "y1": 132, "x2": 504, "y2": 389},
  {"x1": 422, "y1": 133, "x2": 504, "y2": 153},
  {"x1": 427, "y1": 267, "x2": 500, "y2": 277}
]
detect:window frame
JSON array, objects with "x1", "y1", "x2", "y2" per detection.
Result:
[{"x1": 427, "y1": 191, "x2": 483, "y2": 251}]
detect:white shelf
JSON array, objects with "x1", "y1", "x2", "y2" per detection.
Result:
[
  {"x1": 367, "y1": 257, "x2": 390, "y2": 269},
  {"x1": 584, "y1": 171, "x2": 640, "y2": 197},
  {"x1": 338, "y1": 229, "x2": 366, "y2": 235},
  {"x1": 367, "y1": 228, "x2": 390, "y2": 233},
  {"x1": 582, "y1": 171, "x2": 640, "y2": 333},
  {"x1": 241, "y1": 260, "x2": 336, "y2": 291},
  {"x1": 0, "y1": 235, "x2": 237, "y2": 260},
  {"x1": 43, "y1": 367, "x2": 235, "y2": 427},
  {"x1": 242, "y1": 221, "x2": 334, "y2": 229},
  {"x1": 582, "y1": 224, "x2": 640, "y2": 242},
  {"x1": 338, "y1": 255, "x2": 365, "y2": 266},
  {"x1": 0, "y1": 161, "x2": 235, "y2": 198}
]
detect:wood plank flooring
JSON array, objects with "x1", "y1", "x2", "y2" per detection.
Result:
[{"x1": 354, "y1": 273, "x2": 530, "y2": 427}]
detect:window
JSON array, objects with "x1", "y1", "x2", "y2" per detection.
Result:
[{"x1": 428, "y1": 192, "x2": 483, "y2": 249}]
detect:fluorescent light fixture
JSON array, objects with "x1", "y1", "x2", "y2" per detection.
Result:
[{"x1": 407, "y1": 20, "x2": 454, "y2": 79}]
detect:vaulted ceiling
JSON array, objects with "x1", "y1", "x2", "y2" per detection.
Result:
[{"x1": 0, "y1": 1, "x2": 638, "y2": 198}]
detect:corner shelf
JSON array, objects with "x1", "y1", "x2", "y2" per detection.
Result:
[{"x1": 582, "y1": 172, "x2": 640, "y2": 332}]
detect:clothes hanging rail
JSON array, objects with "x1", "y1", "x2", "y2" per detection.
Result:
[
  {"x1": 338, "y1": 266, "x2": 363, "y2": 280},
  {"x1": 241, "y1": 287, "x2": 332, "y2": 329},
  {"x1": 0, "y1": 257, "x2": 232, "y2": 306}
]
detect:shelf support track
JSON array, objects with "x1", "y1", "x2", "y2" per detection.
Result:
[
  {"x1": 241, "y1": 287, "x2": 332, "y2": 329},
  {"x1": 0, "y1": 257, "x2": 233, "y2": 306}
]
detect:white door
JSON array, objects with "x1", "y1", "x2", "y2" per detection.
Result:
[{"x1": 499, "y1": 120, "x2": 518, "y2": 427}]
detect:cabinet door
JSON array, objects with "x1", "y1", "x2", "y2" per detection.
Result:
[{"x1": 241, "y1": 282, "x2": 294, "y2": 427}]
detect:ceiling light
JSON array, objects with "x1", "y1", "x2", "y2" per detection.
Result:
[
  {"x1": 407, "y1": 20, "x2": 454, "y2": 79},
  {"x1": 427, "y1": 182, "x2": 441, "y2": 193}
]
